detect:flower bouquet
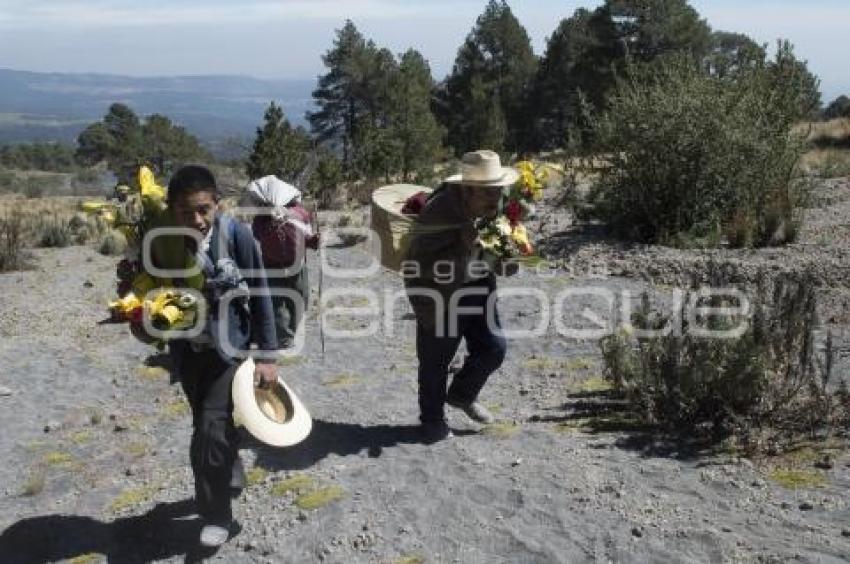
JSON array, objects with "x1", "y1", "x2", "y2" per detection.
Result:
[
  {"x1": 84, "y1": 166, "x2": 205, "y2": 347},
  {"x1": 477, "y1": 160, "x2": 545, "y2": 266}
]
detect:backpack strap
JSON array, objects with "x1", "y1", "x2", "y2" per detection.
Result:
[{"x1": 208, "y1": 213, "x2": 238, "y2": 264}]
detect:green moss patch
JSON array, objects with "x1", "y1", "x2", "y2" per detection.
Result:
[{"x1": 294, "y1": 485, "x2": 346, "y2": 510}]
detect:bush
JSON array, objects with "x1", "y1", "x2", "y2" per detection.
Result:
[
  {"x1": 308, "y1": 151, "x2": 343, "y2": 210},
  {"x1": 37, "y1": 215, "x2": 72, "y2": 248},
  {"x1": 98, "y1": 229, "x2": 128, "y2": 256},
  {"x1": 0, "y1": 213, "x2": 32, "y2": 272},
  {"x1": 588, "y1": 50, "x2": 811, "y2": 248},
  {"x1": 600, "y1": 269, "x2": 849, "y2": 446}
]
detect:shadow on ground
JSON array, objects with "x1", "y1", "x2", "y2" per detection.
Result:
[
  {"x1": 0, "y1": 499, "x2": 220, "y2": 564},
  {"x1": 252, "y1": 418, "x2": 477, "y2": 471},
  {"x1": 534, "y1": 390, "x2": 719, "y2": 460}
]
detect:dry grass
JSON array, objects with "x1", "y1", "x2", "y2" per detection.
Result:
[
  {"x1": 20, "y1": 469, "x2": 46, "y2": 496},
  {"x1": 798, "y1": 118, "x2": 850, "y2": 146},
  {"x1": 0, "y1": 195, "x2": 110, "y2": 249},
  {"x1": 108, "y1": 484, "x2": 159, "y2": 513},
  {"x1": 800, "y1": 148, "x2": 850, "y2": 178}
]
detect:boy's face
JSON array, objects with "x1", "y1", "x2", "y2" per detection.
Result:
[{"x1": 171, "y1": 190, "x2": 218, "y2": 236}]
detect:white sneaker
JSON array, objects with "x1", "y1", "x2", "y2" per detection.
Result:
[{"x1": 200, "y1": 523, "x2": 230, "y2": 547}]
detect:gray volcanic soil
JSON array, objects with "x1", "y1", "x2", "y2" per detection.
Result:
[{"x1": 1, "y1": 178, "x2": 849, "y2": 563}]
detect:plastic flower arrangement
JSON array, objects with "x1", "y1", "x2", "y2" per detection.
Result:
[
  {"x1": 83, "y1": 166, "x2": 204, "y2": 347},
  {"x1": 477, "y1": 160, "x2": 545, "y2": 262}
]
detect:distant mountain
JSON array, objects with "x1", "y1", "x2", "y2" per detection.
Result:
[{"x1": 0, "y1": 69, "x2": 315, "y2": 150}]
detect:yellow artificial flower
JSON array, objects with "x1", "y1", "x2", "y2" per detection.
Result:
[
  {"x1": 108, "y1": 292, "x2": 142, "y2": 316},
  {"x1": 100, "y1": 210, "x2": 116, "y2": 225},
  {"x1": 139, "y1": 166, "x2": 166, "y2": 200},
  {"x1": 80, "y1": 201, "x2": 113, "y2": 213},
  {"x1": 153, "y1": 304, "x2": 183, "y2": 327},
  {"x1": 511, "y1": 223, "x2": 534, "y2": 256}
]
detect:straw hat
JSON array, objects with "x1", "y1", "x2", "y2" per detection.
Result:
[
  {"x1": 231, "y1": 357, "x2": 312, "y2": 447},
  {"x1": 444, "y1": 150, "x2": 520, "y2": 187}
]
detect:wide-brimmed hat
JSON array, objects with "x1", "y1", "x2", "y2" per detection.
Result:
[
  {"x1": 231, "y1": 357, "x2": 312, "y2": 447},
  {"x1": 444, "y1": 149, "x2": 520, "y2": 187}
]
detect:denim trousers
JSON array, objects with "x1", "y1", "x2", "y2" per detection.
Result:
[{"x1": 415, "y1": 278, "x2": 507, "y2": 422}]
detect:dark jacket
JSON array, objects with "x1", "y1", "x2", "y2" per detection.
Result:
[
  {"x1": 404, "y1": 184, "x2": 494, "y2": 330},
  {"x1": 171, "y1": 213, "x2": 277, "y2": 363}
]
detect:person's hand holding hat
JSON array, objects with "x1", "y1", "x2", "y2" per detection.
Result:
[{"x1": 254, "y1": 360, "x2": 278, "y2": 389}]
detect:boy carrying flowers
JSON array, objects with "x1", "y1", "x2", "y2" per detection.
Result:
[{"x1": 93, "y1": 165, "x2": 279, "y2": 548}]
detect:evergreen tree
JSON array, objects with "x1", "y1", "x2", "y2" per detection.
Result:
[
  {"x1": 607, "y1": 0, "x2": 712, "y2": 62},
  {"x1": 308, "y1": 20, "x2": 376, "y2": 172},
  {"x1": 528, "y1": 6, "x2": 620, "y2": 150},
  {"x1": 246, "y1": 101, "x2": 311, "y2": 182},
  {"x1": 388, "y1": 49, "x2": 445, "y2": 182},
  {"x1": 437, "y1": 0, "x2": 537, "y2": 154},
  {"x1": 74, "y1": 103, "x2": 208, "y2": 183},
  {"x1": 706, "y1": 31, "x2": 765, "y2": 78}
]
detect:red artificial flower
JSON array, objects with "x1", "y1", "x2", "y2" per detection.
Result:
[
  {"x1": 128, "y1": 306, "x2": 144, "y2": 324},
  {"x1": 505, "y1": 199, "x2": 523, "y2": 226}
]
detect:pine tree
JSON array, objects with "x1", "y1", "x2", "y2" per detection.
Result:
[
  {"x1": 388, "y1": 49, "x2": 445, "y2": 182},
  {"x1": 308, "y1": 20, "x2": 376, "y2": 172},
  {"x1": 437, "y1": 0, "x2": 537, "y2": 154},
  {"x1": 246, "y1": 102, "x2": 310, "y2": 182},
  {"x1": 74, "y1": 103, "x2": 207, "y2": 183},
  {"x1": 528, "y1": 6, "x2": 619, "y2": 150}
]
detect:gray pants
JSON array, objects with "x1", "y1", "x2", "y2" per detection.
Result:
[{"x1": 268, "y1": 267, "x2": 309, "y2": 348}]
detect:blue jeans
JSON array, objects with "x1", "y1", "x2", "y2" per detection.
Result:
[{"x1": 415, "y1": 278, "x2": 507, "y2": 422}]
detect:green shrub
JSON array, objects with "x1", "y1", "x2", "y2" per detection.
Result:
[
  {"x1": 98, "y1": 229, "x2": 127, "y2": 256},
  {"x1": 600, "y1": 269, "x2": 849, "y2": 444},
  {"x1": 24, "y1": 181, "x2": 44, "y2": 199},
  {"x1": 0, "y1": 213, "x2": 32, "y2": 272},
  {"x1": 38, "y1": 215, "x2": 72, "y2": 248},
  {"x1": 588, "y1": 49, "x2": 811, "y2": 248}
]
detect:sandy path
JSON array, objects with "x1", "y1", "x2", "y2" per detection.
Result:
[{"x1": 0, "y1": 224, "x2": 849, "y2": 563}]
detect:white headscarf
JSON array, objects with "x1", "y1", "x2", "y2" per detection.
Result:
[{"x1": 243, "y1": 175, "x2": 302, "y2": 220}]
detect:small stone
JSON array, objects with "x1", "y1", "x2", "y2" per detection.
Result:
[
  {"x1": 799, "y1": 502, "x2": 814, "y2": 511},
  {"x1": 512, "y1": 458, "x2": 523, "y2": 467},
  {"x1": 631, "y1": 527, "x2": 643, "y2": 538},
  {"x1": 113, "y1": 424, "x2": 128, "y2": 433},
  {"x1": 841, "y1": 529, "x2": 850, "y2": 538},
  {"x1": 83, "y1": 281, "x2": 94, "y2": 288},
  {"x1": 0, "y1": 385, "x2": 13, "y2": 397},
  {"x1": 519, "y1": 389, "x2": 529, "y2": 396},
  {"x1": 814, "y1": 457, "x2": 833, "y2": 470},
  {"x1": 297, "y1": 511, "x2": 308, "y2": 522},
  {"x1": 43, "y1": 421, "x2": 62, "y2": 433}
]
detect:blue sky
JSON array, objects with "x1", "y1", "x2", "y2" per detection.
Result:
[{"x1": 0, "y1": 0, "x2": 846, "y2": 101}]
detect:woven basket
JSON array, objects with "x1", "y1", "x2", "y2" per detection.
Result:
[{"x1": 370, "y1": 184, "x2": 432, "y2": 271}]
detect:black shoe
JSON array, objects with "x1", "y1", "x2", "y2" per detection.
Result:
[
  {"x1": 420, "y1": 420, "x2": 453, "y2": 444},
  {"x1": 445, "y1": 397, "x2": 495, "y2": 424}
]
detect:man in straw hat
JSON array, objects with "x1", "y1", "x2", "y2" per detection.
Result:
[
  {"x1": 165, "y1": 165, "x2": 279, "y2": 548},
  {"x1": 404, "y1": 149, "x2": 518, "y2": 443}
]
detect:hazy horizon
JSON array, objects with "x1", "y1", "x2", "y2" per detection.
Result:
[{"x1": 0, "y1": 0, "x2": 847, "y2": 103}]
